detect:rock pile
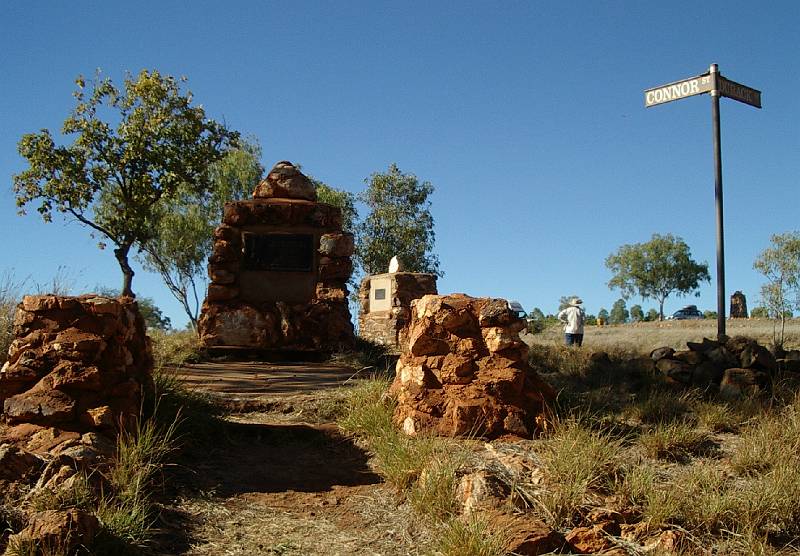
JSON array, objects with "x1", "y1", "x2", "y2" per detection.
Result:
[
  {"x1": 392, "y1": 294, "x2": 554, "y2": 438},
  {"x1": 650, "y1": 335, "x2": 800, "y2": 397},
  {"x1": 1, "y1": 295, "x2": 152, "y2": 434},
  {"x1": 0, "y1": 295, "x2": 152, "y2": 552},
  {"x1": 199, "y1": 161, "x2": 355, "y2": 351}
]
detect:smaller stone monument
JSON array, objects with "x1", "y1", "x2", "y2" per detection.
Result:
[
  {"x1": 391, "y1": 294, "x2": 554, "y2": 438},
  {"x1": 358, "y1": 257, "x2": 437, "y2": 349},
  {"x1": 730, "y1": 291, "x2": 748, "y2": 318}
]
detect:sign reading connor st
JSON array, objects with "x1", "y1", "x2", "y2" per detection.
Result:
[{"x1": 645, "y1": 74, "x2": 713, "y2": 107}]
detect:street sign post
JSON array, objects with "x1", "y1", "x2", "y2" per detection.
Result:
[{"x1": 645, "y1": 64, "x2": 761, "y2": 339}]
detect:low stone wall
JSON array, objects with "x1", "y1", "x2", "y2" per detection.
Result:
[
  {"x1": 392, "y1": 294, "x2": 554, "y2": 439},
  {"x1": 1, "y1": 295, "x2": 153, "y2": 433},
  {"x1": 650, "y1": 335, "x2": 800, "y2": 397}
]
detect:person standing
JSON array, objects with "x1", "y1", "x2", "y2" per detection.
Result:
[{"x1": 557, "y1": 297, "x2": 585, "y2": 346}]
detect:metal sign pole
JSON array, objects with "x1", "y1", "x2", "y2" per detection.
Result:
[{"x1": 710, "y1": 64, "x2": 726, "y2": 338}]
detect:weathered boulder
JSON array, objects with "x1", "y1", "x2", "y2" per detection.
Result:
[
  {"x1": 392, "y1": 294, "x2": 554, "y2": 439},
  {"x1": 482, "y1": 509, "x2": 565, "y2": 555},
  {"x1": 252, "y1": 161, "x2": 317, "y2": 201}
]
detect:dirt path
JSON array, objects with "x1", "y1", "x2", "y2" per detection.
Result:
[{"x1": 156, "y1": 362, "x2": 427, "y2": 556}]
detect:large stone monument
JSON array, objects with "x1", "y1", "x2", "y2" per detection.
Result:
[
  {"x1": 198, "y1": 161, "x2": 355, "y2": 351},
  {"x1": 391, "y1": 294, "x2": 554, "y2": 439},
  {"x1": 358, "y1": 263, "x2": 438, "y2": 349}
]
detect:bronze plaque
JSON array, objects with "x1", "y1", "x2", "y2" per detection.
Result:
[{"x1": 243, "y1": 233, "x2": 314, "y2": 272}]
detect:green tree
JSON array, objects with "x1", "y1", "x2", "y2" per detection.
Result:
[
  {"x1": 13, "y1": 70, "x2": 237, "y2": 297},
  {"x1": 630, "y1": 304, "x2": 644, "y2": 322},
  {"x1": 645, "y1": 308, "x2": 659, "y2": 322},
  {"x1": 312, "y1": 178, "x2": 358, "y2": 234},
  {"x1": 753, "y1": 232, "x2": 800, "y2": 346},
  {"x1": 527, "y1": 307, "x2": 548, "y2": 333},
  {"x1": 598, "y1": 308, "x2": 609, "y2": 323},
  {"x1": 703, "y1": 310, "x2": 718, "y2": 320},
  {"x1": 750, "y1": 306, "x2": 769, "y2": 319},
  {"x1": 609, "y1": 299, "x2": 629, "y2": 324},
  {"x1": 139, "y1": 138, "x2": 263, "y2": 330},
  {"x1": 357, "y1": 164, "x2": 441, "y2": 276},
  {"x1": 605, "y1": 233, "x2": 710, "y2": 321}
]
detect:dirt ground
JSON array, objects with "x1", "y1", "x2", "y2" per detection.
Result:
[{"x1": 158, "y1": 362, "x2": 430, "y2": 556}]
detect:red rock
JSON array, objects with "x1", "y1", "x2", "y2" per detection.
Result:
[
  {"x1": 566, "y1": 522, "x2": 620, "y2": 553},
  {"x1": 4, "y1": 389, "x2": 77, "y2": 425},
  {"x1": 483, "y1": 510, "x2": 565, "y2": 555},
  {"x1": 318, "y1": 232, "x2": 355, "y2": 257},
  {"x1": 207, "y1": 283, "x2": 240, "y2": 302},
  {"x1": 7, "y1": 509, "x2": 99, "y2": 553},
  {"x1": 253, "y1": 161, "x2": 317, "y2": 201}
]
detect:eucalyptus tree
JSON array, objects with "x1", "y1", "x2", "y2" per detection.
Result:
[
  {"x1": 357, "y1": 164, "x2": 441, "y2": 276},
  {"x1": 605, "y1": 233, "x2": 710, "y2": 320}
]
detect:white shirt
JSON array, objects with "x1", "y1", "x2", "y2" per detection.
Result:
[{"x1": 557, "y1": 306, "x2": 584, "y2": 334}]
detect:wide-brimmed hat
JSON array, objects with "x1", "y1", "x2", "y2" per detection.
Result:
[{"x1": 570, "y1": 297, "x2": 583, "y2": 306}]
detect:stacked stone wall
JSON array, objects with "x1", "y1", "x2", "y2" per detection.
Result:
[
  {"x1": 650, "y1": 335, "x2": 800, "y2": 397},
  {"x1": 1, "y1": 295, "x2": 152, "y2": 433}
]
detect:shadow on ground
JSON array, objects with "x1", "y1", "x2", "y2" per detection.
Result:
[
  {"x1": 181, "y1": 420, "x2": 380, "y2": 495},
  {"x1": 153, "y1": 418, "x2": 381, "y2": 554}
]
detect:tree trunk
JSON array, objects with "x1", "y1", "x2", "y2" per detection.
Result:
[
  {"x1": 114, "y1": 244, "x2": 136, "y2": 298},
  {"x1": 659, "y1": 299, "x2": 665, "y2": 321}
]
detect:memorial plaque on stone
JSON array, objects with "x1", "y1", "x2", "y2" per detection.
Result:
[{"x1": 243, "y1": 233, "x2": 314, "y2": 272}]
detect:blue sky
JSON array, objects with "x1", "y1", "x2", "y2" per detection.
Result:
[{"x1": 1, "y1": 1, "x2": 798, "y2": 327}]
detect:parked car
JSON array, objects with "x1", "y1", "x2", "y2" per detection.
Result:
[
  {"x1": 507, "y1": 300, "x2": 527, "y2": 320},
  {"x1": 669, "y1": 305, "x2": 704, "y2": 320}
]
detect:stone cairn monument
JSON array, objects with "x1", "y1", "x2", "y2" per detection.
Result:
[
  {"x1": 730, "y1": 290, "x2": 748, "y2": 318},
  {"x1": 358, "y1": 257, "x2": 438, "y2": 350},
  {"x1": 1, "y1": 295, "x2": 153, "y2": 435},
  {"x1": 391, "y1": 294, "x2": 555, "y2": 439},
  {"x1": 198, "y1": 161, "x2": 355, "y2": 351}
]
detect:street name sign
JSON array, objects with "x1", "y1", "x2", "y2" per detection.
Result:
[
  {"x1": 644, "y1": 74, "x2": 712, "y2": 107},
  {"x1": 643, "y1": 63, "x2": 762, "y2": 339},
  {"x1": 719, "y1": 76, "x2": 762, "y2": 108}
]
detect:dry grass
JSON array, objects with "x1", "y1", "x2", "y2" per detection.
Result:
[
  {"x1": 526, "y1": 318, "x2": 800, "y2": 354},
  {"x1": 433, "y1": 515, "x2": 507, "y2": 556},
  {"x1": 149, "y1": 329, "x2": 203, "y2": 368}
]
